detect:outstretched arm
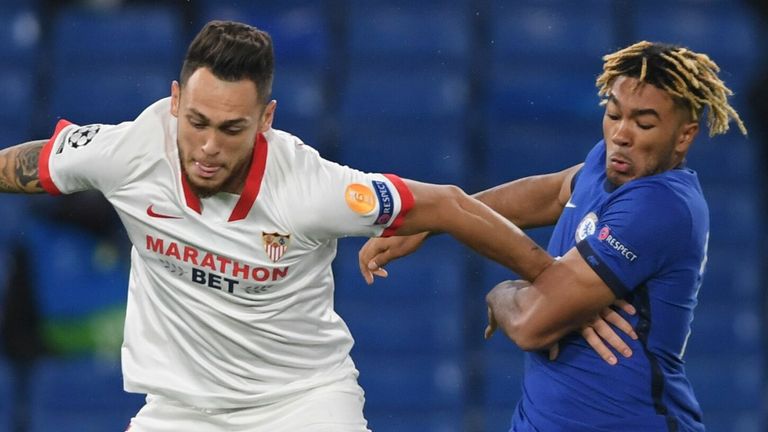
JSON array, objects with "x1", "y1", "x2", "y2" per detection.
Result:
[
  {"x1": 474, "y1": 164, "x2": 582, "y2": 228},
  {"x1": 387, "y1": 179, "x2": 556, "y2": 282},
  {"x1": 0, "y1": 140, "x2": 47, "y2": 194},
  {"x1": 358, "y1": 165, "x2": 582, "y2": 282}
]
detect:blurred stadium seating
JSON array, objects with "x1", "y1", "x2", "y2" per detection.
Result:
[
  {"x1": 47, "y1": 5, "x2": 183, "y2": 126},
  {"x1": 0, "y1": 1, "x2": 763, "y2": 431},
  {"x1": 0, "y1": 7, "x2": 40, "y2": 146},
  {"x1": 196, "y1": 0, "x2": 333, "y2": 153},
  {"x1": 337, "y1": 1, "x2": 472, "y2": 186}
]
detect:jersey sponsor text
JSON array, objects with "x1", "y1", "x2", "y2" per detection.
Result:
[{"x1": 146, "y1": 234, "x2": 289, "y2": 282}]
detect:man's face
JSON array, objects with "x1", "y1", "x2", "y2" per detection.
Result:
[
  {"x1": 171, "y1": 67, "x2": 275, "y2": 197},
  {"x1": 602, "y1": 76, "x2": 698, "y2": 186}
]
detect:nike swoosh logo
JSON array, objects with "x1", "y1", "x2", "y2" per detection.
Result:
[
  {"x1": 146, "y1": 204, "x2": 183, "y2": 219},
  {"x1": 565, "y1": 200, "x2": 577, "y2": 208}
]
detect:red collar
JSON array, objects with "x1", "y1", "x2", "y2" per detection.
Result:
[{"x1": 181, "y1": 132, "x2": 269, "y2": 222}]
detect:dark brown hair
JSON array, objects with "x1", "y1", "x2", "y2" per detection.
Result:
[{"x1": 180, "y1": 20, "x2": 274, "y2": 105}]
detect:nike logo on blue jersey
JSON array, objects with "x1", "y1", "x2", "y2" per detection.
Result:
[{"x1": 565, "y1": 199, "x2": 577, "y2": 208}]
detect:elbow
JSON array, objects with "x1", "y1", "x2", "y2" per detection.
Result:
[
  {"x1": 435, "y1": 184, "x2": 468, "y2": 209},
  {"x1": 426, "y1": 184, "x2": 469, "y2": 227}
]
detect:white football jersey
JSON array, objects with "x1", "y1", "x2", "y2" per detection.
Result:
[{"x1": 39, "y1": 98, "x2": 414, "y2": 409}]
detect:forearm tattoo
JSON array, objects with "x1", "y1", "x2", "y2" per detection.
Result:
[{"x1": 0, "y1": 140, "x2": 46, "y2": 193}]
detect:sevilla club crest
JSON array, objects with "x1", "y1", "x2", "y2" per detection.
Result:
[{"x1": 262, "y1": 232, "x2": 290, "y2": 263}]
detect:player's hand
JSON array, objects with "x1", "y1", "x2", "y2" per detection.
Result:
[
  {"x1": 484, "y1": 279, "x2": 528, "y2": 340},
  {"x1": 358, "y1": 232, "x2": 428, "y2": 285},
  {"x1": 579, "y1": 300, "x2": 637, "y2": 365}
]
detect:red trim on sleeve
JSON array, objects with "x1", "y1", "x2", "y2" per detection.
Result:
[
  {"x1": 382, "y1": 174, "x2": 414, "y2": 237},
  {"x1": 39, "y1": 119, "x2": 73, "y2": 195},
  {"x1": 229, "y1": 133, "x2": 269, "y2": 222},
  {"x1": 181, "y1": 172, "x2": 202, "y2": 214}
]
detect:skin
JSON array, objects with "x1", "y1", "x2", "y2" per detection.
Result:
[
  {"x1": 0, "y1": 67, "x2": 279, "y2": 197},
  {"x1": 171, "y1": 67, "x2": 276, "y2": 198},
  {"x1": 360, "y1": 75, "x2": 699, "y2": 362},
  {"x1": 171, "y1": 70, "x2": 556, "y2": 275},
  {"x1": 603, "y1": 76, "x2": 698, "y2": 186},
  {"x1": 0, "y1": 140, "x2": 47, "y2": 194},
  {"x1": 0, "y1": 65, "x2": 558, "y2": 297}
]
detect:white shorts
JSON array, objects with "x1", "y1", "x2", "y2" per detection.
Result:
[{"x1": 126, "y1": 377, "x2": 371, "y2": 432}]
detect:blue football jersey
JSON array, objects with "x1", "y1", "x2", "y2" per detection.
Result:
[{"x1": 511, "y1": 141, "x2": 708, "y2": 432}]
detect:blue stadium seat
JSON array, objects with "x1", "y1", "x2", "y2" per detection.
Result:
[
  {"x1": 340, "y1": 2, "x2": 471, "y2": 185},
  {"x1": 487, "y1": 0, "x2": 613, "y2": 122},
  {"x1": 337, "y1": 68, "x2": 469, "y2": 184},
  {"x1": 271, "y1": 67, "x2": 326, "y2": 149},
  {"x1": 197, "y1": 1, "x2": 330, "y2": 68},
  {"x1": 487, "y1": 64, "x2": 605, "y2": 121},
  {"x1": 334, "y1": 236, "x2": 465, "y2": 300},
  {"x1": 483, "y1": 350, "x2": 525, "y2": 405},
  {"x1": 703, "y1": 409, "x2": 763, "y2": 432},
  {"x1": 0, "y1": 10, "x2": 39, "y2": 66},
  {"x1": 29, "y1": 356, "x2": 144, "y2": 432},
  {"x1": 703, "y1": 186, "x2": 760, "y2": 249},
  {"x1": 1, "y1": 0, "x2": 40, "y2": 10},
  {"x1": 700, "y1": 247, "x2": 760, "y2": 304},
  {"x1": 346, "y1": 2, "x2": 471, "y2": 68},
  {"x1": 0, "y1": 10, "x2": 40, "y2": 144},
  {"x1": 0, "y1": 195, "x2": 32, "y2": 244},
  {"x1": 336, "y1": 116, "x2": 468, "y2": 185},
  {"x1": 686, "y1": 134, "x2": 755, "y2": 185},
  {"x1": 338, "y1": 296, "x2": 463, "y2": 355},
  {"x1": 483, "y1": 120, "x2": 598, "y2": 187},
  {"x1": 633, "y1": 1, "x2": 759, "y2": 91},
  {"x1": 354, "y1": 353, "x2": 465, "y2": 411},
  {"x1": 489, "y1": 0, "x2": 614, "y2": 65},
  {"x1": 24, "y1": 219, "x2": 127, "y2": 320},
  {"x1": 0, "y1": 358, "x2": 9, "y2": 427},
  {"x1": 483, "y1": 347, "x2": 525, "y2": 431},
  {"x1": 687, "y1": 354, "x2": 762, "y2": 411},
  {"x1": 334, "y1": 236, "x2": 466, "y2": 354},
  {"x1": 341, "y1": 68, "x2": 468, "y2": 121},
  {"x1": 365, "y1": 409, "x2": 464, "y2": 432},
  {"x1": 48, "y1": 70, "x2": 170, "y2": 126},
  {"x1": 686, "y1": 304, "x2": 761, "y2": 356},
  {"x1": 485, "y1": 406, "x2": 515, "y2": 432},
  {"x1": 48, "y1": 6, "x2": 183, "y2": 125},
  {"x1": 197, "y1": 2, "x2": 331, "y2": 153}
]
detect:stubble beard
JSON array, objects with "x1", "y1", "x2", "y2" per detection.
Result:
[{"x1": 179, "y1": 155, "x2": 251, "y2": 199}]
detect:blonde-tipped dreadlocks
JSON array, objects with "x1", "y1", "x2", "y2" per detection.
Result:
[{"x1": 596, "y1": 41, "x2": 747, "y2": 137}]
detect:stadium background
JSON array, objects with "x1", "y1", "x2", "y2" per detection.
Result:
[{"x1": 0, "y1": 0, "x2": 764, "y2": 431}]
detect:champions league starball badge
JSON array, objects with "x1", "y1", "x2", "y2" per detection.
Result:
[{"x1": 67, "y1": 124, "x2": 101, "y2": 149}]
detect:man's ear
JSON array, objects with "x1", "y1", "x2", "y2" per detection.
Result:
[
  {"x1": 171, "y1": 81, "x2": 181, "y2": 118},
  {"x1": 675, "y1": 121, "x2": 699, "y2": 154},
  {"x1": 259, "y1": 100, "x2": 277, "y2": 132}
]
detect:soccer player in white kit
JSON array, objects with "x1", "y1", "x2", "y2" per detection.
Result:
[{"x1": 0, "y1": 21, "x2": 551, "y2": 431}]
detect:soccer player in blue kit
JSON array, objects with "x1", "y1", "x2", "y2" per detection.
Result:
[{"x1": 359, "y1": 41, "x2": 747, "y2": 431}]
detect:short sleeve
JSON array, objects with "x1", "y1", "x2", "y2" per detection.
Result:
[
  {"x1": 40, "y1": 119, "x2": 135, "y2": 195},
  {"x1": 286, "y1": 145, "x2": 414, "y2": 241},
  {"x1": 576, "y1": 182, "x2": 690, "y2": 298}
]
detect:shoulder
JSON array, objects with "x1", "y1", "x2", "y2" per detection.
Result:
[
  {"x1": 615, "y1": 171, "x2": 704, "y2": 212},
  {"x1": 264, "y1": 128, "x2": 336, "y2": 178},
  {"x1": 264, "y1": 128, "x2": 321, "y2": 160},
  {"x1": 606, "y1": 171, "x2": 707, "y2": 238},
  {"x1": 132, "y1": 97, "x2": 175, "y2": 142}
]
